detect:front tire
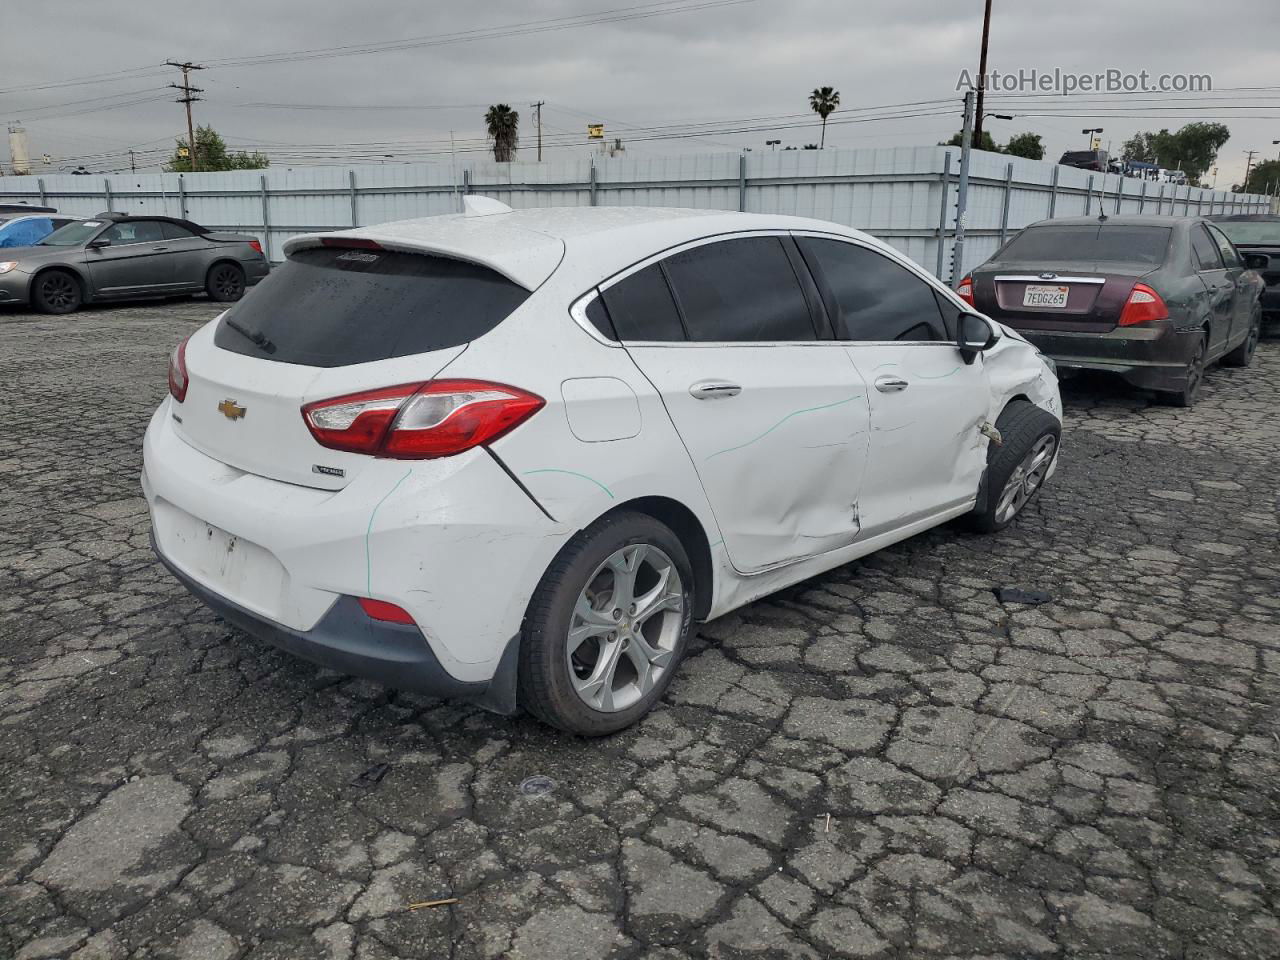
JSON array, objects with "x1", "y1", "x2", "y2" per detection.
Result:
[
  {"x1": 1222, "y1": 306, "x2": 1261, "y2": 368},
  {"x1": 206, "y1": 262, "x2": 246, "y2": 302},
  {"x1": 518, "y1": 512, "x2": 695, "y2": 736},
  {"x1": 32, "y1": 270, "x2": 83, "y2": 314},
  {"x1": 969, "y1": 400, "x2": 1060, "y2": 534}
]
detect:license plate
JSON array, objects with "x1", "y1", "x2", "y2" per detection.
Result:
[{"x1": 1023, "y1": 284, "x2": 1069, "y2": 308}]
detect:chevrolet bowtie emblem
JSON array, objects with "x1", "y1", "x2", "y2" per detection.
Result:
[{"x1": 217, "y1": 399, "x2": 246, "y2": 421}]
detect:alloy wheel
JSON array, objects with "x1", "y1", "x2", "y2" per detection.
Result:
[
  {"x1": 42, "y1": 274, "x2": 76, "y2": 310},
  {"x1": 1185, "y1": 337, "x2": 1207, "y2": 399},
  {"x1": 995, "y1": 434, "x2": 1057, "y2": 525},
  {"x1": 566, "y1": 543, "x2": 684, "y2": 713},
  {"x1": 212, "y1": 266, "x2": 244, "y2": 299}
]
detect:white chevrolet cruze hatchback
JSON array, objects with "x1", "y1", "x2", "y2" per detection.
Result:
[{"x1": 144, "y1": 199, "x2": 1062, "y2": 735}]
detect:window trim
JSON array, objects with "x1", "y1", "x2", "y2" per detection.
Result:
[
  {"x1": 570, "y1": 229, "x2": 841, "y2": 349},
  {"x1": 791, "y1": 230, "x2": 973, "y2": 347}
]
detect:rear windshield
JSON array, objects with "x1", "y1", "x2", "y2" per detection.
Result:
[
  {"x1": 996, "y1": 225, "x2": 1172, "y2": 266},
  {"x1": 1211, "y1": 220, "x2": 1280, "y2": 246},
  {"x1": 213, "y1": 246, "x2": 530, "y2": 367}
]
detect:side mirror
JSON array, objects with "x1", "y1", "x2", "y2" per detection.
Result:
[
  {"x1": 87, "y1": 238, "x2": 111, "y2": 249},
  {"x1": 1244, "y1": 252, "x2": 1270, "y2": 271},
  {"x1": 957, "y1": 312, "x2": 998, "y2": 365}
]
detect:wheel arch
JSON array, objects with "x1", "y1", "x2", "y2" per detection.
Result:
[
  {"x1": 600, "y1": 495, "x2": 715, "y2": 620},
  {"x1": 30, "y1": 263, "x2": 90, "y2": 302},
  {"x1": 205, "y1": 256, "x2": 245, "y2": 279}
]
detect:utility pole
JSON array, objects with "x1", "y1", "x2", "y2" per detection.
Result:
[
  {"x1": 1243, "y1": 149, "x2": 1258, "y2": 191},
  {"x1": 952, "y1": 89, "x2": 976, "y2": 286},
  {"x1": 531, "y1": 101, "x2": 545, "y2": 162},
  {"x1": 166, "y1": 60, "x2": 205, "y2": 173},
  {"x1": 971, "y1": 0, "x2": 993, "y2": 151}
]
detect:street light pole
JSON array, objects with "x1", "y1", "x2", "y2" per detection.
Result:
[{"x1": 971, "y1": 0, "x2": 993, "y2": 150}]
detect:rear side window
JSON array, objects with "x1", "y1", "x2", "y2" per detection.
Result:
[
  {"x1": 600, "y1": 264, "x2": 685, "y2": 341},
  {"x1": 799, "y1": 238, "x2": 949, "y2": 342},
  {"x1": 1191, "y1": 227, "x2": 1222, "y2": 271},
  {"x1": 662, "y1": 236, "x2": 817, "y2": 342},
  {"x1": 213, "y1": 246, "x2": 530, "y2": 367},
  {"x1": 162, "y1": 222, "x2": 197, "y2": 240},
  {"x1": 997, "y1": 225, "x2": 1171, "y2": 265}
]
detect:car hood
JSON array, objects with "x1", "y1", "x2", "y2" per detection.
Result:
[{"x1": 0, "y1": 245, "x2": 84, "y2": 268}]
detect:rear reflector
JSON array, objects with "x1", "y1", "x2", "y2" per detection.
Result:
[
  {"x1": 956, "y1": 276, "x2": 975, "y2": 307},
  {"x1": 168, "y1": 335, "x2": 190, "y2": 403},
  {"x1": 302, "y1": 379, "x2": 545, "y2": 459},
  {"x1": 357, "y1": 597, "x2": 416, "y2": 625},
  {"x1": 1118, "y1": 282, "x2": 1169, "y2": 327}
]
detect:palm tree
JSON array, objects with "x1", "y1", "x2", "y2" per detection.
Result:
[
  {"x1": 808, "y1": 87, "x2": 840, "y2": 149},
  {"x1": 485, "y1": 104, "x2": 520, "y2": 162}
]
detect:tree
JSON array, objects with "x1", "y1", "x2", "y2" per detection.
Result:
[
  {"x1": 941, "y1": 129, "x2": 1000, "y2": 152},
  {"x1": 1117, "y1": 123, "x2": 1229, "y2": 184},
  {"x1": 166, "y1": 125, "x2": 268, "y2": 173},
  {"x1": 808, "y1": 87, "x2": 840, "y2": 149},
  {"x1": 485, "y1": 104, "x2": 520, "y2": 162},
  {"x1": 1242, "y1": 158, "x2": 1280, "y2": 195},
  {"x1": 1003, "y1": 132, "x2": 1044, "y2": 160}
]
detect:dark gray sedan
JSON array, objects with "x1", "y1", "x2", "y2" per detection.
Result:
[
  {"x1": 960, "y1": 215, "x2": 1266, "y2": 406},
  {"x1": 0, "y1": 212, "x2": 269, "y2": 314}
]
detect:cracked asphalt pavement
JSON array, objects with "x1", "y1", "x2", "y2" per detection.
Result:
[{"x1": 2, "y1": 300, "x2": 1278, "y2": 960}]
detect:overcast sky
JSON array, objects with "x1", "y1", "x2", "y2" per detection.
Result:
[{"x1": 5, "y1": 0, "x2": 1278, "y2": 187}]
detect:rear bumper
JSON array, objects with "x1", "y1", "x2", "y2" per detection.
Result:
[
  {"x1": 1009, "y1": 321, "x2": 1199, "y2": 392},
  {"x1": 244, "y1": 258, "x2": 270, "y2": 284},
  {"x1": 152, "y1": 530, "x2": 519, "y2": 712}
]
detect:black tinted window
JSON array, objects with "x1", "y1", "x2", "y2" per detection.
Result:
[
  {"x1": 103, "y1": 221, "x2": 164, "y2": 245},
  {"x1": 213, "y1": 246, "x2": 530, "y2": 367},
  {"x1": 1205, "y1": 225, "x2": 1242, "y2": 269},
  {"x1": 1191, "y1": 227, "x2": 1222, "y2": 271},
  {"x1": 584, "y1": 294, "x2": 617, "y2": 340},
  {"x1": 162, "y1": 222, "x2": 196, "y2": 240},
  {"x1": 800, "y1": 238, "x2": 948, "y2": 342},
  {"x1": 600, "y1": 264, "x2": 685, "y2": 341},
  {"x1": 662, "y1": 237, "x2": 816, "y2": 342},
  {"x1": 997, "y1": 225, "x2": 1171, "y2": 265}
]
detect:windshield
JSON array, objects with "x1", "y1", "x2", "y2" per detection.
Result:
[
  {"x1": 997, "y1": 225, "x2": 1172, "y2": 265},
  {"x1": 40, "y1": 220, "x2": 104, "y2": 246},
  {"x1": 1212, "y1": 220, "x2": 1280, "y2": 246}
]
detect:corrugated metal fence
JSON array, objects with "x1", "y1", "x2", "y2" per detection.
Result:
[{"x1": 2, "y1": 146, "x2": 1273, "y2": 280}]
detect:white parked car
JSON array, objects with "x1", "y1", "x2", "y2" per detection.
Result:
[{"x1": 144, "y1": 199, "x2": 1062, "y2": 735}]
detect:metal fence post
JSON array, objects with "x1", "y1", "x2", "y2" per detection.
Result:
[
  {"x1": 1114, "y1": 177, "x2": 1123, "y2": 214},
  {"x1": 1048, "y1": 166, "x2": 1059, "y2": 218},
  {"x1": 104, "y1": 178, "x2": 113, "y2": 213},
  {"x1": 37, "y1": 178, "x2": 47, "y2": 206},
  {"x1": 738, "y1": 152, "x2": 747, "y2": 212},
  {"x1": 259, "y1": 174, "x2": 272, "y2": 261},
  {"x1": 349, "y1": 170, "x2": 358, "y2": 226},
  {"x1": 998, "y1": 162, "x2": 1014, "y2": 245},
  {"x1": 1138, "y1": 179, "x2": 1146, "y2": 213},
  {"x1": 178, "y1": 176, "x2": 187, "y2": 219},
  {"x1": 589, "y1": 160, "x2": 598, "y2": 206},
  {"x1": 935, "y1": 152, "x2": 952, "y2": 278},
  {"x1": 1156, "y1": 183, "x2": 1165, "y2": 215},
  {"x1": 462, "y1": 168, "x2": 472, "y2": 195},
  {"x1": 1084, "y1": 175, "x2": 1094, "y2": 215}
]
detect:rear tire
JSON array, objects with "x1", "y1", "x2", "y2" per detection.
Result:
[
  {"x1": 518, "y1": 512, "x2": 695, "y2": 736},
  {"x1": 968, "y1": 400, "x2": 1061, "y2": 534},
  {"x1": 1156, "y1": 332, "x2": 1207, "y2": 408},
  {"x1": 206, "y1": 262, "x2": 246, "y2": 302},
  {"x1": 32, "y1": 269, "x2": 83, "y2": 315},
  {"x1": 1222, "y1": 306, "x2": 1261, "y2": 368}
]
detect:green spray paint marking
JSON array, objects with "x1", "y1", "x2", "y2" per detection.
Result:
[
  {"x1": 366, "y1": 468, "x2": 413, "y2": 596},
  {"x1": 706, "y1": 396, "x2": 858, "y2": 461},
  {"x1": 523, "y1": 468, "x2": 615, "y2": 499},
  {"x1": 912, "y1": 366, "x2": 964, "y2": 380}
]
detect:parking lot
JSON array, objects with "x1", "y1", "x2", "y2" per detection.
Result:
[{"x1": 1, "y1": 298, "x2": 1277, "y2": 959}]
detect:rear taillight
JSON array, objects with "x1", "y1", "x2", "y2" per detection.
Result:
[
  {"x1": 168, "y1": 335, "x2": 190, "y2": 403},
  {"x1": 956, "y1": 275, "x2": 975, "y2": 307},
  {"x1": 302, "y1": 379, "x2": 544, "y2": 459},
  {"x1": 248, "y1": 239, "x2": 263, "y2": 255},
  {"x1": 357, "y1": 597, "x2": 416, "y2": 625},
  {"x1": 1117, "y1": 283, "x2": 1168, "y2": 327}
]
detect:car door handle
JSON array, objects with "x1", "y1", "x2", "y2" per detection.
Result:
[
  {"x1": 874, "y1": 376, "x2": 910, "y2": 393},
  {"x1": 689, "y1": 381, "x2": 742, "y2": 400}
]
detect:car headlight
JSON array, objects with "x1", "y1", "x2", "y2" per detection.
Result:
[{"x1": 0, "y1": 262, "x2": 17, "y2": 275}]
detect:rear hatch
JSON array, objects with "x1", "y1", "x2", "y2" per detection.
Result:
[
  {"x1": 975, "y1": 224, "x2": 1170, "y2": 332},
  {"x1": 173, "y1": 242, "x2": 537, "y2": 490}
]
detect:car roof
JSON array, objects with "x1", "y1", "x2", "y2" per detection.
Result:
[
  {"x1": 90, "y1": 212, "x2": 209, "y2": 233},
  {"x1": 0, "y1": 204, "x2": 57, "y2": 214},
  {"x1": 284, "y1": 203, "x2": 881, "y2": 290},
  {"x1": 1023, "y1": 215, "x2": 1193, "y2": 229},
  {"x1": 1209, "y1": 213, "x2": 1280, "y2": 221}
]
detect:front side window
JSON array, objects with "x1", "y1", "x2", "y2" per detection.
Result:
[
  {"x1": 799, "y1": 238, "x2": 949, "y2": 342},
  {"x1": 660, "y1": 236, "x2": 817, "y2": 342},
  {"x1": 102, "y1": 221, "x2": 164, "y2": 245}
]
